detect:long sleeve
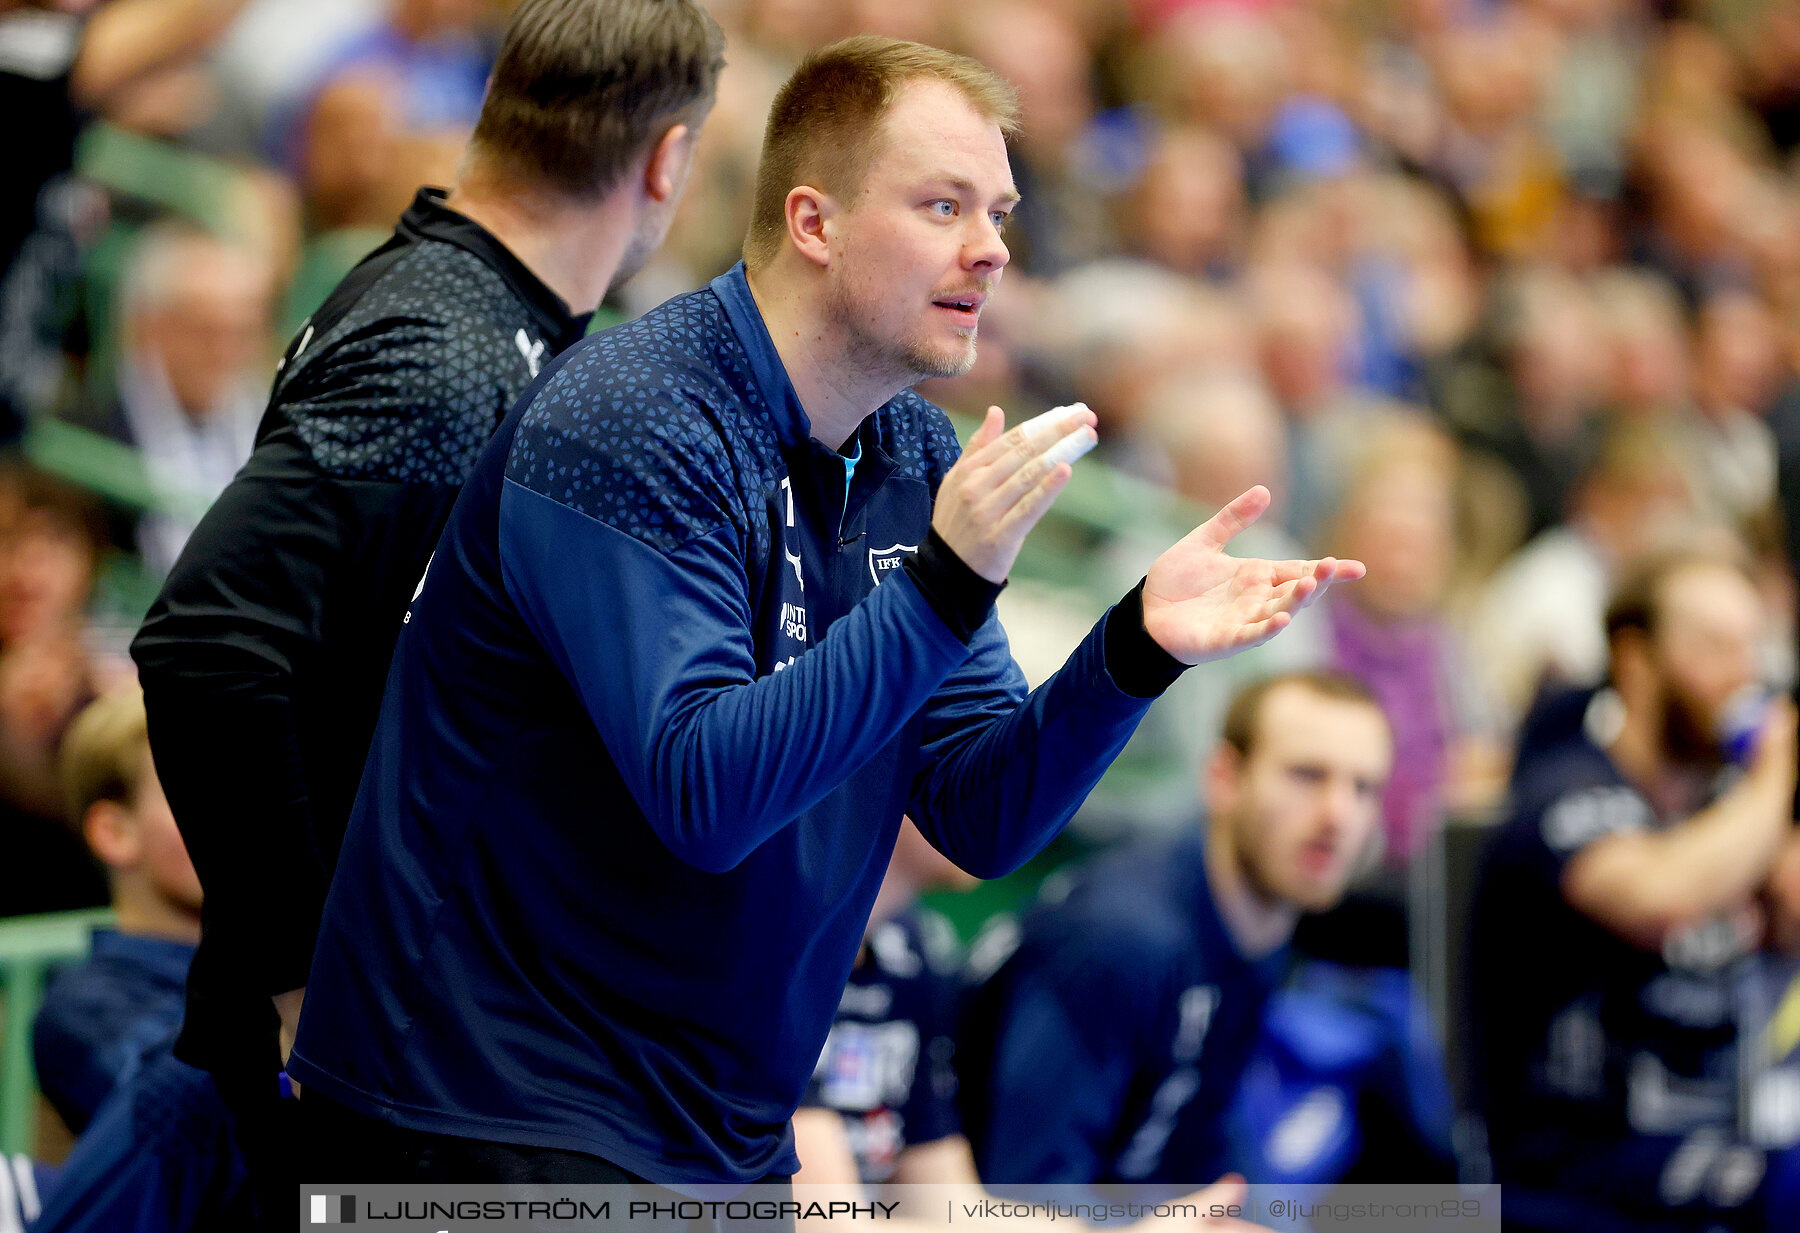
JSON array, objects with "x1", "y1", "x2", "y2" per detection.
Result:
[
  {"x1": 133, "y1": 450, "x2": 351, "y2": 999},
  {"x1": 498, "y1": 478, "x2": 974, "y2": 874},
  {"x1": 130, "y1": 240, "x2": 536, "y2": 1020},
  {"x1": 906, "y1": 598, "x2": 1161, "y2": 879}
]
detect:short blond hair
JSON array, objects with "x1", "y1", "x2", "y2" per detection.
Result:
[
  {"x1": 60, "y1": 687, "x2": 151, "y2": 822},
  {"x1": 743, "y1": 36, "x2": 1020, "y2": 271}
]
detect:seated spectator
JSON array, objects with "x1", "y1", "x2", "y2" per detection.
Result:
[
  {"x1": 0, "y1": 465, "x2": 108, "y2": 916},
  {"x1": 0, "y1": 464, "x2": 104, "y2": 653},
  {"x1": 1083, "y1": 366, "x2": 1327, "y2": 837},
  {"x1": 1435, "y1": 266, "x2": 1609, "y2": 544},
  {"x1": 62, "y1": 223, "x2": 270, "y2": 574},
  {"x1": 1681, "y1": 288, "x2": 1784, "y2": 532},
  {"x1": 797, "y1": 820, "x2": 1256, "y2": 1230},
  {"x1": 1114, "y1": 124, "x2": 1246, "y2": 283},
  {"x1": 962, "y1": 670, "x2": 1392, "y2": 1194},
  {"x1": 32, "y1": 685, "x2": 200, "y2": 1134},
  {"x1": 28, "y1": 1044, "x2": 246, "y2": 1233},
  {"x1": 1243, "y1": 260, "x2": 1366, "y2": 545},
  {"x1": 1465, "y1": 423, "x2": 1698, "y2": 732},
  {"x1": 1321, "y1": 414, "x2": 1505, "y2": 870},
  {"x1": 1470, "y1": 547, "x2": 1800, "y2": 1231},
  {"x1": 0, "y1": 628, "x2": 107, "y2": 918},
  {"x1": 268, "y1": 0, "x2": 496, "y2": 176}
]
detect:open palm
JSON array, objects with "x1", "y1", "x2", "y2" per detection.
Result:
[{"x1": 1144, "y1": 486, "x2": 1365, "y2": 666}]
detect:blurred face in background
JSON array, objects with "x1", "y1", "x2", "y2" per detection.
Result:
[
  {"x1": 81, "y1": 745, "x2": 204, "y2": 928},
  {"x1": 964, "y1": 0, "x2": 1091, "y2": 154},
  {"x1": 1155, "y1": 10, "x2": 1288, "y2": 147},
  {"x1": 130, "y1": 239, "x2": 272, "y2": 421},
  {"x1": 1210, "y1": 684, "x2": 1392, "y2": 913},
  {"x1": 1603, "y1": 298, "x2": 1690, "y2": 419},
  {"x1": 1694, "y1": 290, "x2": 1783, "y2": 418},
  {"x1": 1252, "y1": 262, "x2": 1356, "y2": 414},
  {"x1": 1641, "y1": 562, "x2": 1763, "y2": 767},
  {"x1": 1128, "y1": 128, "x2": 1245, "y2": 276},
  {"x1": 0, "y1": 508, "x2": 94, "y2": 647},
  {"x1": 1335, "y1": 447, "x2": 1456, "y2": 622},
  {"x1": 1577, "y1": 435, "x2": 1695, "y2": 562},
  {"x1": 1508, "y1": 276, "x2": 1608, "y2": 421},
  {"x1": 1149, "y1": 369, "x2": 1287, "y2": 515}
]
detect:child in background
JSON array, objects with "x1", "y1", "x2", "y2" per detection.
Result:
[{"x1": 32, "y1": 686, "x2": 200, "y2": 1133}]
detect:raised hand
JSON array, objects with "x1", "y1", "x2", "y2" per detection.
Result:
[
  {"x1": 1144, "y1": 486, "x2": 1364, "y2": 665},
  {"x1": 933, "y1": 404, "x2": 1098, "y2": 584}
]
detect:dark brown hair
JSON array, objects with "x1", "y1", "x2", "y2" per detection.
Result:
[
  {"x1": 1220, "y1": 669, "x2": 1386, "y2": 759},
  {"x1": 468, "y1": 0, "x2": 725, "y2": 199},
  {"x1": 743, "y1": 35, "x2": 1020, "y2": 270},
  {"x1": 1604, "y1": 545, "x2": 1756, "y2": 647}
]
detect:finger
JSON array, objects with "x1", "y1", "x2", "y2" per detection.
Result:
[
  {"x1": 987, "y1": 425, "x2": 1096, "y2": 515},
  {"x1": 1255, "y1": 574, "x2": 1316, "y2": 620},
  {"x1": 1261, "y1": 558, "x2": 1318, "y2": 584},
  {"x1": 995, "y1": 457, "x2": 1075, "y2": 540},
  {"x1": 964, "y1": 405, "x2": 1006, "y2": 455},
  {"x1": 979, "y1": 412, "x2": 1096, "y2": 499},
  {"x1": 972, "y1": 401, "x2": 1097, "y2": 472},
  {"x1": 1018, "y1": 401, "x2": 1091, "y2": 443},
  {"x1": 1187, "y1": 486, "x2": 1272, "y2": 553},
  {"x1": 1292, "y1": 556, "x2": 1364, "y2": 612},
  {"x1": 1040, "y1": 423, "x2": 1098, "y2": 468},
  {"x1": 1230, "y1": 610, "x2": 1291, "y2": 651},
  {"x1": 1248, "y1": 557, "x2": 1364, "y2": 586}
]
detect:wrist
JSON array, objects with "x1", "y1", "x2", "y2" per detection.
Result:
[
  {"x1": 1104, "y1": 579, "x2": 1187, "y2": 698},
  {"x1": 902, "y1": 529, "x2": 1003, "y2": 643}
]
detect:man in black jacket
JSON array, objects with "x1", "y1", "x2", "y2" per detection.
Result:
[{"x1": 129, "y1": 0, "x2": 723, "y2": 1223}]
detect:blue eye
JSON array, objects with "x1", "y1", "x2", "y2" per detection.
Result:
[
  {"x1": 929, "y1": 200, "x2": 956, "y2": 217},
  {"x1": 990, "y1": 211, "x2": 1011, "y2": 232}
]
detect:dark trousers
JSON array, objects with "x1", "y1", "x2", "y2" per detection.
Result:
[{"x1": 299, "y1": 1092, "x2": 797, "y2": 1231}]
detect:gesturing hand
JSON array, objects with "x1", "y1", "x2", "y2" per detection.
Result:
[
  {"x1": 933, "y1": 404, "x2": 1098, "y2": 584},
  {"x1": 1144, "y1": 486, "x2": 1364, "y2": 665}
]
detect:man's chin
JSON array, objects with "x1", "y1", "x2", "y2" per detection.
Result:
[
  {"x1": 903, "y1": 341, "x2": 978, "y2": 383},
  {"x1": 1288, "y1": 872, "x2": 1352, "y2": 914}
]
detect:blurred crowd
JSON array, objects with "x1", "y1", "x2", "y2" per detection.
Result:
[{"x1": 6, "y1": 0, "x2": 1800, "y2": 1225}]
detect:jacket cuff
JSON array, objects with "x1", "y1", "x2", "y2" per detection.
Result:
[
  {"x1": 901, "y1": 528, "x2": 1004, "y2": 644},
  {"x1": 1104, "y1": 578, "x2": 1188, "y2": 698}
]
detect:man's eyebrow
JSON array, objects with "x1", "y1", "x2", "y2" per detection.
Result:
[{"x1": 925, "y1": 176, "x2": 1022, "y2": 206}]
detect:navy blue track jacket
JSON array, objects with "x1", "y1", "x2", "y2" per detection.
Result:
[
  {"x1": 289, "y1": 263, "x2": 1174, "y2": 1184},
  {"x1": 963, "y1": 832, "x2": 1288, "y2": 1192}
]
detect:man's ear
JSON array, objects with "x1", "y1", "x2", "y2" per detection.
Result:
[
  {"x1": 83, "y1": 799, "x2": 140, "y2": 871},
  {"x1": 784, "y1": 184, "x2": 836, "y2": 268},
  {"x1": 643, "y1": 123, "x2": 693, "y2": 204}
]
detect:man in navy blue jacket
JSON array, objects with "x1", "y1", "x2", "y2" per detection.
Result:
[
  {"x1": 961, "y1": 671, "x2": 1393, "y2": 1194},
  {"x1": 1471, "y1": 550, "x2": 1800, "y2": 1231},
  {"x1": 289, "y1": 36, "x2": 1360, "y2": 1188}
]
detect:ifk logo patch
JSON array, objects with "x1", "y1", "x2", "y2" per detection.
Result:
[
  {"x1": 310, "y1": 1194, "x2": 356, "y2": 1223},
  {"x1": 867, "y1": 543, "x2": 916, "y2": 586}
]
